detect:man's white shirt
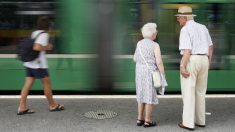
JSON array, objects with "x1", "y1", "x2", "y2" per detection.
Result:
[{"x1": 179, "y1": 20, "x2": 213, "y2": 55}]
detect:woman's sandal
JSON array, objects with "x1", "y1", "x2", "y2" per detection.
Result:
[
  {"x1": 137, "y1": 119, "x2": 145, "y2": 126},
  {"x1": 49, "y1": 104, "x2": 65, "y2": 112},
  {"x1": 143, "y1": 121, "x2": 157, "y2": 128}
]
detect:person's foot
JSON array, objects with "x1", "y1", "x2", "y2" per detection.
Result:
[
  {"x1": 143, "y1": 121, "x2": 157, "y2": 128},
  {"x1": 17, "y1": 109, "x2": 35, "y2": 115},
  {"x1": 178, "y1": 122, "x2": 194, "y2": 131},
  {"x1": 49, "y1": 104, "x2": 65, "y2": 112},
  {"x1": 137, "y1": 119, "x2": 145, "y2": 126}
]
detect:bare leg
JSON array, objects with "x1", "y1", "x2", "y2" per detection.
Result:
[
  {"x1": 18, "y1": 77, "x2": 35, "y2": 111},
  {"x1": 137, "y1": 102, "x2": 145, "y2": 120},
  {"x1": 145, "y1": 104, "x2": 153, "y2": 122},
  {"x1": 41, "y1": 77, "x2": 57, "y2": 109}
]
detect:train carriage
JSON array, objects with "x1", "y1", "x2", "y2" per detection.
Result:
[{"x1": 0, "y1": 0, "x2": 234, "y2": 93}]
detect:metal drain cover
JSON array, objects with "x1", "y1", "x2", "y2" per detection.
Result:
[{"x1": 84, "y1": 110, "x2": 118, "y2": 120}]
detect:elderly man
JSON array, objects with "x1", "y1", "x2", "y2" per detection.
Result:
[{"x1": 175, "y1": 6, "x2": 213, "y2": 131}]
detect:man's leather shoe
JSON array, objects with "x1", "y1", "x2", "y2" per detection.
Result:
[
  {"x1": 195, "y1": 123, "x2": 206, "y2": 127},
  {"x1": 178, "y1": 122, "x2": 194, "y2": 131}
]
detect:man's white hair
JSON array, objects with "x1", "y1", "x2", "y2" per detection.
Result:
[
  {"x1": 186, "y1": 16, "x2": 194, "y2": 20},
  {"x1": 141, "y1": 23, "x2": 157, "y2": 38}
]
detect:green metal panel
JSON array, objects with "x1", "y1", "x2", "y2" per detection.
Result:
[
  {"x1": 113, "y1": 59, "x2": 235, "y2": 93},
  {"x1": 0, "y1": 58, "x2": 235, "y2": 92},
  {"x1": 0, "y1": 58, "x2": 97, "y2": 91}
]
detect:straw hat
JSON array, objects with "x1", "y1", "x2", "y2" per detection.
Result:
[{"x1": 175, "y1": 6, "x2": 196, "y2": 16}]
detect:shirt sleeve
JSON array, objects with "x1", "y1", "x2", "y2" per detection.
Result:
[
  {"x1": 179, "y1": 28, "x2": 192, "y2": 50},
  {"x1": 35, "y1": 33, "x2": 49, "y2": 46}
]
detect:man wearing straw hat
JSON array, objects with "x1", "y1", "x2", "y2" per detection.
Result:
[{"x1": 175, "y1": 6, "x2": 213, "y2": 131}]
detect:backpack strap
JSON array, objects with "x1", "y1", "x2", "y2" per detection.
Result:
[
  {"x1": 33, "y1": 31, "x2": 46, "y2": 41},
  {"x1": 138, "y1": 46, "x2": 160, "y2": 71},
  {"x1": 33, "y1": 31, "x2": 46, "y2": 66}
]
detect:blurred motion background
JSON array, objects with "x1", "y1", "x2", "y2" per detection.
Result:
[{"x1": 0, "y1": 0, "x2": 234, "y2": 94}]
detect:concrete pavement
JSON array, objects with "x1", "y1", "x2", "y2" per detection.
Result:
[{"x1": 0, "y1": 95, "x2": 234, "y2": 132}]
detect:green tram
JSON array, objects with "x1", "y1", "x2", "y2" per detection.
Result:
[{"x1": 0, "y1": 0, "x2": 234, "y2": 93}]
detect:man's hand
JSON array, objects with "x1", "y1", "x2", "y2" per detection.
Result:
[
  {"x1": 180, "y1": 49, "x2": 191, "y2": 78},
  {"x1": 180, "y1": 66, "x2": 190, "y2": 78}
]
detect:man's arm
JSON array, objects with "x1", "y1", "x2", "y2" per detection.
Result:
[
  {"x1": 208, "y1": 45, "x2": 213, "y2": 68},
  {"x1": 154, "y1": 44, "x2": 165, "y2": 75},
  {"x1": 180, "y1": 49, "x2": 191, "y2": 78},
  {"x1": 33, "y1": 43, "x2": 53, "y2": 51}
]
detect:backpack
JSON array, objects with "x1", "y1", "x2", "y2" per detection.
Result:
[{"x1": 16, "y1": 31, "x2": 45, "y2": 62}]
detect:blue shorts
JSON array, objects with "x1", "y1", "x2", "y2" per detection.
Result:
[{"x1": 25, "y1": 67, "x2": 49, "y2": 79}]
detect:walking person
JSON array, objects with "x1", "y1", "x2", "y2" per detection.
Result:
[
  {"x1": 17, "y1": 16, "x2": 65, "y2": 115},
  {"x1": 175, "y1": 6, "x2": 213, "y2": 130},
  {"x1": 133, "y1": 23, "x2": 166, "y2": 127}
]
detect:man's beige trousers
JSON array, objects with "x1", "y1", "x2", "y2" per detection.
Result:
[{"x1": 180, "y1": 55, "x2": 209, "y2": 128}]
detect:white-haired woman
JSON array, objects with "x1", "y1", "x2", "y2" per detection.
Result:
[{"x1": 133, "y1": 23, "x2": 165, "y2": 127}]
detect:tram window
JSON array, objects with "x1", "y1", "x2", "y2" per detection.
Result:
[{"x1": 0, "y1": 0, "x2": 56, "y2": 54}]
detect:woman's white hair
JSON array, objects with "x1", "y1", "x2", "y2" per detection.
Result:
[{"x1": 141, "y1": 23, "x2": 157, "y2": 38}]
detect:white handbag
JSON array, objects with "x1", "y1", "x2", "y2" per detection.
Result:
[
  {"x1": 152, "y1": 71, "x2": 161, "y2": 88},
  {"x1": 138, "y1": 46, "x2": 162, "y2": 88}
]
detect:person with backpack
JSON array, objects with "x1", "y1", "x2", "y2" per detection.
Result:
[{"x1": 17, "y1": 16, "x2": 65, "y2": 115}]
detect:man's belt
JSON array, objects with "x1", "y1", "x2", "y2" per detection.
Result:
[{"x1": 192, "y1": 54, "x2": 206, "y2": 55}]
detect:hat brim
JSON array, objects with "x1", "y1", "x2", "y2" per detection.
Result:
[{"x1": 175, "y1": 14, "x2": 197, "y2": 17}]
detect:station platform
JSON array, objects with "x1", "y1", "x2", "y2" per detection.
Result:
[{"x1": 0, "y1": 95, "x2": 234, "y2": 132}]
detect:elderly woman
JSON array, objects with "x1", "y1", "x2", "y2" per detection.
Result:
[{"x1": 133, "y1": 23, "x2": 165, "y2": 127}]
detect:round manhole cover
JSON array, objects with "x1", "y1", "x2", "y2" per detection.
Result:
[{"x1": 84, "y1": 110, "x2": 118, "y2": 120}]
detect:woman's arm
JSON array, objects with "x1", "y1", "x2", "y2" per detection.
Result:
[
  {"x1": 133, "y1": 45, "x2": 138, "y2": 62},
  {"x1": 154, "y1": 44, "x2": 165, "y2": 75},
  {"x1": 133, "y1": 54, "x2": 136, "y2": 62}
]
